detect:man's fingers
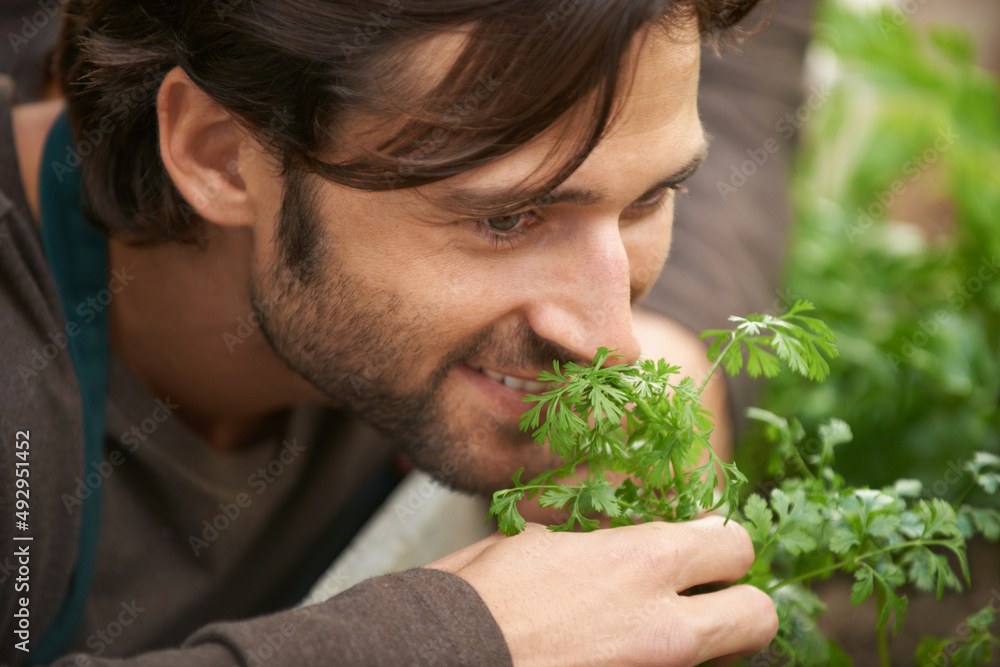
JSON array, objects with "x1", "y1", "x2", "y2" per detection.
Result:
[
  {"x1": 432, "y1": 520, "x2": 775, "y2": 666},
  {"x1": 677, "y1": 584, "x2": 779, "y2": 665},
  {"x1": 637, "y1": 516, "x2": 757, "y2": 591}
]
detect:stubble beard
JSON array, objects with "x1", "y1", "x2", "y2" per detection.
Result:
[{"x1": 248, "y1": 173, "x2": 564, "y2": 495}]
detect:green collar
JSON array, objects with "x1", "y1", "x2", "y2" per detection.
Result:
[{"x1": 32, "y1": 110, "x2": 108, "y2": 664}]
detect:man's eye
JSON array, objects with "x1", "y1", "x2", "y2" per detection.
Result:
[
  {"x1": 634, "y1": 186, "x2": 678, "y2": 209},
  {"x1": 622, "y1": 185, "x2": 686, "y2": 218},
  {"x1": 468, "y1": 210, "x2": 540, "y2": 250},
  {"x1": 633, "y1": 191, "x2": 666, "y2": 208},
  {"x1": 482, "y1": 214, "x2": 524, "y2": 232}
]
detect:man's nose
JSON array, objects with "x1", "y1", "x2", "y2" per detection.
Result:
[{"x1": 523, "y1": 222, "x2": 642, "y2": 367}]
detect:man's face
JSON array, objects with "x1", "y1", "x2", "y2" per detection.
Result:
[{"x1": 248, "y1": 25, "x2": 705, "y2": 494}]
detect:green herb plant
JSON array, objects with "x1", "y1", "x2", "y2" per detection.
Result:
[
  {"x1": 486, "y1": 302, "x2": 1000, "y2": 666},
  {"x1": 489, "y1": 301, "x2": 834, "y2": 535},
  {"x1": 917, "y1": 607, "x2": 1000, "y2": 667},
  {"x1": 759, "y1": 0, "x2": 1000, "y2": 490}
]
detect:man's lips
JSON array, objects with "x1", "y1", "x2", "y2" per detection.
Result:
[
  {"x1": 466, "y1": 363, "x2": 556, "y2": 394},
  {"x1": 456, "y1": 362, "x2": 557, "y2": 423}
]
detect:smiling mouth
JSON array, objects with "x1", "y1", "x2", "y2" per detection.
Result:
[{"x1": 468, "y1": 364, "x2": 555, "y2": 393}]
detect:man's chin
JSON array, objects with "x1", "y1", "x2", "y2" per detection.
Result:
[{"x1": 399, "y1": 424, "x2": 559, "y2": 498}]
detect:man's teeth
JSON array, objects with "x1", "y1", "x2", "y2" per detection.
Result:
[{"x1": 475, "y1": 366, "x2": 551, "y2": 392}]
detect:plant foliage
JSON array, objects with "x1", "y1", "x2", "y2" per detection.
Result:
[
  {"x1": 489, "y1": 301, "x2": 833, "y2": 535},
  {"x1": 756, "y1": 0, "x2": 1000, "y2": 490},
  {"x1": 487, "y1": 304, "x2": 1000, "y2": 665}
]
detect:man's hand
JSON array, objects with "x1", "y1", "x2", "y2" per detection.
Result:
[{"x1": 427, "y1": 517, "x2": 777, "y2": 666}]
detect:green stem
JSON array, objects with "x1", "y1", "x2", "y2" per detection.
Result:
[
  {"x1": 633, "y1": 397, "x2": 658, "y2": 423},
  {"x1": 877, "y1": 623, "x2": 891, "y2": 667},
  {"x1": 867, "y1": 563, "x2": 893, "y2": 667},
  {"x1": 789, "y1": 444, "x2": 816, "y2": 482},
  {"x1": 505, "y1": 482, "x2": 584, "y2": 496},
  {"x1": 763, "y1": 539, "x2": 957, "y2": 594},
  {"x1": 770, "y1": 635, "x2": 795, "y2": 662},
  {"x1": 953, "y1": 477, "x2": 978, "y2": 508},
  {"x1": 755, "y1": 516, "x2": 784, "y2": 563},
  {"x1": 698, "y1": 333, "x2": 741, "y2": 394}
]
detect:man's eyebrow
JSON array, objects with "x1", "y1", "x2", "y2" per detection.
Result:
[{"x1": 435, "y1": 144, "x2": 709, "y2": 215}]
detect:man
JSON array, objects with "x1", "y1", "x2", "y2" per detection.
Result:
[{"x1": 1, "y1": 0, "x2": 783, "y2": 664}]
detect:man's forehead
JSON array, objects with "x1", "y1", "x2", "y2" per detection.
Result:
[
  {"x1": 321, "y1": 17, "x2": 703, "y2": 213},
  {"x1": 421, "y1": 25, "x2": 705, "y2": 214}
]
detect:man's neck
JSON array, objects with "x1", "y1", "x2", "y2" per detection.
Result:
[
  {"x1": 14, "y1": 100, "x2": 328, "y2": 451},
  {"x1": 106, "y1": 231, "x2": 330, "y2": 450}
]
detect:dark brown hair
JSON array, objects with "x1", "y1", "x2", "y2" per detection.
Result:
[{"x1": 56, "y1": 0, "x2": 765, "y2": 246}]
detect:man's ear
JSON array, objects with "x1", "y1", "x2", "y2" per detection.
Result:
[{"x1": 157, "y1": 67, "x2": 252, "y2": 228}]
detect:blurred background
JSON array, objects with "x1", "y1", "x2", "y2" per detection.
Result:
[
  {"x1": 741, "y1": 0, "x2": 1000, "y2": 497},
  {"x1": 735, "y1": 0, "x2": 1000, "y2": 662}
]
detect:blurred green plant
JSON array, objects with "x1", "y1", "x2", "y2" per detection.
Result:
[
  {"x1": 917, "y1": 607, "x2": 999, "y2": 667},
  {"x1": 743, "y1": 1, "x2": 1000, "y2": 495}
]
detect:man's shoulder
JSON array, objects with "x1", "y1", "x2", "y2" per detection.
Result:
[
  {"x1": 0, "y1": 75, "x2": 80, "y2": 422},
  {"x1": 0, "y1": 159, "x2": 80, "y2": 438},
  {"x1": 0, "y1": 237, "x2": 84, "y2": 664}
]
